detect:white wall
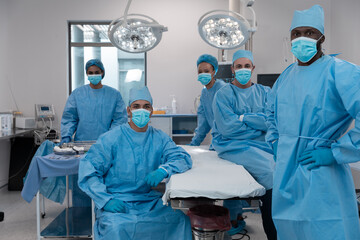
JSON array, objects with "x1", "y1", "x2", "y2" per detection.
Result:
[
  {"x1": 0, "y1": 0, "x2": 11, "y2": 187},
  {"x1": 330, "y1": 0, "x2": 360, "y2": 65},
  {"x1": 1, "y1": 0, "x2": 335, "y2": 127},
  {"x1": 0, "y1": 0, "x2": 359, "y2": 185},
  {"x1": 2, "y1": 0, "x2": 228, "y2": 128},
  {"x1": 0, "y1": 0, "x2": 11, "y2": 112},
  {"x1": 250, "y1": 0, "x2": 332, "y2": 77}
]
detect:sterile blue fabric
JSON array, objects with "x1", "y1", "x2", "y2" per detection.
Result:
[
  {"x1": 85, "y1": 59, "x2": 105, "y2": 78},
  {"x1": 272, "y1": 140, "x2": 278, "y2": 162},
  {"x1": 190, "y1": 80, "x2": 226, "y2": 146},
  {"x1": 227, "y1": 220, "x2": 246, "y2": 236},
  {"x1": 37, "y1": 141, "x2": 65, "y2": 203},
  {"x1": 61, "y1": 84, "x2": 127, "y2": 141},
  {"x1": 212, "y1": 83, "x2": 274, "y2": 190},
  {"x1": 197, "y1": 54, "x2": 218, "y2": 73},
  {"x1": 290, "y1": 5, "x2": 324, "y2": 34},
  {"x1": 131, "y1": 109, "x2": 151, "y2": 128},
  {"x1": 265, "y1": 55, "x2": 360, "y2": 239},
  {"x1": 88, "y1": 74, "x2": 102, "y2": 85},
  {"x1": 60, "y1": 136, "x2": 71, "y2": 145},
  {"x1": 61, "y1": 84, "x2": 127, "y2": 207},
  {"x1": 223, "y1": 200, "x2": 244, "y2": 220},
  {"x1": 21, "y1": 153, "x2": 82, "y2": 203},
  {"x1": 291, "y1": 37, "x2": 319, "y2": 63},
  {"x1": 22, "y1": 140, "x2": 66, "y2": 204},
  {"x1": 235, "y1": 69, "x2": 252, "y2": 85},
  {"x1": 78, "y1": 123, "x2": 192, "y2": 240},
  {"x1": 232, "y1": 50, "x2": 254, "y2": 64},
  {"x1": 144, "y1": 168, "x2": 168, "y2": 187},
  {"x1": 128, "y1": 86, "x2": 153, "y2": 105},
  {"x1": 198, "y1": 73, "x2": 212, "y2": 85}
]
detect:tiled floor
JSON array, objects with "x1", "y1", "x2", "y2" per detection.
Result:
[{"x1": 0, "y1": 186, "x2": 268, "y2": 240}]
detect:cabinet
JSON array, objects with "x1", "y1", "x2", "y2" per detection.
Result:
[{"x1": 149, "y1": 114, "x2": 197, "y2": 144}]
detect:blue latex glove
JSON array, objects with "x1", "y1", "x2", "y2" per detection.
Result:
[
  {"x1": 272, "y1": 140, "x2": 278, "y2": 162},
  {"x1": 103, "y1": 199, "x2": 127, "y2": 213},
  {"x1": 60, "y1": 136, "x2": 71, "y2": 145},
  {"x1": 298, "y1": 148, "x2": 336, "y2": 170},
  {"x1": 144, "y1": 168, "x2": 168, "y2": 187}
]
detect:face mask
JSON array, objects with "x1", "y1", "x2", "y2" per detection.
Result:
[
  {"x1": 291, "y1": 36, "x2": 322, "y2": 63},
  {"x1": 131, "y1": 109, "x2": 151, "y2": 128},
  {"x1": 88, "y1": 74, "x2": 102, "y2": 85},
  {"x1": 198, "y1": 73, "x2": 212, "y2": 86},
  {"x1": 235, "y1": 69, "x2": 252, "y2": 85}
]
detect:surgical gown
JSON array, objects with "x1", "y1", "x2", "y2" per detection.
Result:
[
  {"x1": 212, "y1": 83, "x2": 275, "y2": 190},
  {"x1": 266, "y1": 55, "x2": 360, "y2": 240},
  {"x1": 190, "y1": 80, "x2": 226, "y2": 146},
  {"x1": 78, "y1": 124, "x2": 193, "y2": 240},
  {"x1": 61, "y1": 84, "x2": 127, "y2": 206},
  {"x1": 61, "y1": 84, "x2": 127, "y2": 141}
]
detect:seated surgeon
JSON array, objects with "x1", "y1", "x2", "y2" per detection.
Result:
[
  {"x1": 190, "y1": 54, "x2": 226, "y2": 147},
  {"x1": 61, "y1": 59, "x2": 128, "y2": 206},
  {"x1": 78, "y1": 87, "x2": 193, "y2": 240},
  {"x1": 212, "y1": 50, "x2": 277, "y2": 239}
]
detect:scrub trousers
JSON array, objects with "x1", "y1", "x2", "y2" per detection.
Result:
[{"x1": 260, "y1": 189, "x2": 277, "y2": 240}]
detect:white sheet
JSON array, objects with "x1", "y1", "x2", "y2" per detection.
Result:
[{"x1": 162, "y1": 145, "x2": 266, "y2": 203}]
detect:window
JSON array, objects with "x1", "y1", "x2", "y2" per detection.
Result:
[{"x1": 68, "y1": 21, "x2": 146, "y2": 105}]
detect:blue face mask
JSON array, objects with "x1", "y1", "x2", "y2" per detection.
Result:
[
  {"x1": 198, "y1": 73, "x2": 212, "y2": 86},
  {"x1": 291, "y1": 36, "x2": 322, "y2": 63},
  {"x1": 235, "y1": 69, "x2": 252, "y2": 85},
  {"x1": 88, "y1": 74, "x2": 102, "y2": 85},
  {"x1": 131, "y1": 109, "x2": 151, "y2": 128}
]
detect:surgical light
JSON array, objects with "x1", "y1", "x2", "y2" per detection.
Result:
[
  {"x1": 108, "y1": 0, "x2": 167, "y2": 53},
  {"x1": 198, "y1": 9, "x2": 256, "y2": 49},
  {"x1": 125, "y1": 69, "x2": 143, "y2": 83}
]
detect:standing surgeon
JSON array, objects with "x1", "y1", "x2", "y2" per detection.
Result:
[
  {"x1": 266, "y1": 5, "x2": 360, "y2": 239},
  {"x1": 61, "y1": 59, "x2": 128, "y2": 143},
  {"x1": 212, "y1": 50, "x2": 277, "y2": 239},
  {"x1": 61, "y1": 59, "x2": 128, "y2": 206},
  {"x1": 190, "y1": 54, "x2": 226, "y2": 147},
  {"x1": 78, "y1": 86, "x2": 193, "y2": 240}
]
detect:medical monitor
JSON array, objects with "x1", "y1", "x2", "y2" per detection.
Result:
[
  {"x1": 214, "y1": 62, "x2": 233, "y2": 83},
  {"x1": 257, "y1": 74, "x2": 280, "y2": 88}
]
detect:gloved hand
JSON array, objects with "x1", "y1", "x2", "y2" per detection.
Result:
[
  {"x1": 60, "y1": 136, "x2": 71, "y2": 145},
  {"x1": 103, "y1": 199, "x2": 127, "y2": 213},
  {"x1": 298, "y1": 148, "x2": 336, "y2": 170},
  {"x1": 272, "y1": 140, "x2": 278, "y2": 162},
  {"x1": 144, "y1": 168, "x2": 168, "y2": 187}
]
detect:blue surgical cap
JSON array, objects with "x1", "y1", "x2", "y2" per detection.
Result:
[
  {"x1": 290, "y1": 5, "x2": 324, "y2": 34},
  {"x1": 197, "y1": 54, "x2": 218, "y2": 74},
  {"x1": 128, "y1": 86, "x2": 153, "y2": 106},
  {"x1": 85, "y1": 59, "x2": 105, "y2": 79},
  {"x1": 232, "y1": 50, "x2": 254, "y2": 65}
]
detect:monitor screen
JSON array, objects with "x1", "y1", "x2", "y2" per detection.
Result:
[
  {"x1": 41, "y1": 106, "x2": 50, "y2": 111},
  {"x1": 214, "y1": 63, "x2": 233, "y2": 83},
  {"x1": 257, "y1": 74, "x2": 280, "y2": 88}
]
